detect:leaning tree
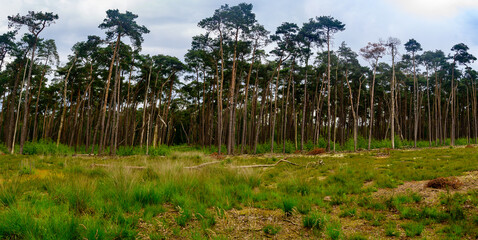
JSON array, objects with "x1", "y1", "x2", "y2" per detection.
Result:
[
  {"x1": 8, "y1": 11, "x2": 58, "y2": 153},
  {"x1": 97, "y1": 9, "x2": 149, "y2": 154}
]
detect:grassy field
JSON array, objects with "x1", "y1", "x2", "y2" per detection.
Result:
[{"x1": 0, "y1": 147, "x2": 477, "y2": 239}]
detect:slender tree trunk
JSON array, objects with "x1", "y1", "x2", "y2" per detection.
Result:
[
  {"x1": 19, "y1": 39, "x2": 38, "y2": 154},
  {"x1": 11, "y1": 59, "x2": 29, "y2": 153},
  {"x1": 32, "y1": 58, "x2": 49, "y2": 142},
  {"x1": 140, "y1": 66, "x2": 152, "y2": 148},
  {"x1": 473, "y1": 78, "x2": 477, "y2": 143},
  {"x1": 368, "y1": 61, "x2": 378, "y2": 150},
  {"x1": 333, "y1": 63, "x2": 338, "y2": 151},
  {"x1": 451, "y1": 58, "x2": 456, "y2": 146},
  {"x1": 254, "y1": 80, "x2": 271, "y2": 153},
  {"x1": 426, "y1": 70, "x2": 432, "y2": 146},
  {"x1": 241, "y1": 42, "x2": 258, "y2": 154},
  {"x1": 391, "y1": 47, "x2": 396, "y2": 149},
  {"x1": 227, "y1": 28, "x2": 240, "y2": 155},
  {"x1": 125, "y1": 54, "x2": 135, "y2": 146},
  {"x1": 282, "y1": 61, "x2": 294, "y2": 153},
  {"x1": 217, "y1": 29, "x2": 225, "y2": 155},
  {"x1": 301, "y1": 62, "x2": 308, "y2": 150},
  {"x1": 99, "y1": 34, "x2": 121, "y2": 154},
  {"x1": 326, "y1": 32, "x2": 332, "y2": 151},
  {"x1": 56, "y1": 55, "x2": 77, "y2": 147},
  {"x1": 412, "y1": 52, "x2": 418, "y2": 147},
  {"x1": 270, "y1": 57, "x2": 283, "y2": 153}
]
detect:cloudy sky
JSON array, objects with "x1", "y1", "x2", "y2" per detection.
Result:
[{"x1": 1, "y1": 0, "x2": 478, "y2": 69}]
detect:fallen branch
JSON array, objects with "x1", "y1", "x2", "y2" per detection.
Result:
[
  {"x1": 306, "y1": 160, "x2": 324, "y2": 168},
  {"x1": 183, "y1": 160, "x2": 224, "y2": 169},
  {"x1": 229, "y1": 158, "x2": 300, "y2": 168},
  {"x1": 92, "y1": 158, "x2": 304, "y2": 170},
  {"x1": 90, "y1": 163, "x2": 147, "y2": 170}
]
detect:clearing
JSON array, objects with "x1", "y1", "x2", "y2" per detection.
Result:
[{"x1": 0, "y1": 147, "x2": 477, "y2": 239}]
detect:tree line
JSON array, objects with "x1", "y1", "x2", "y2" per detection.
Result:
[{"x1": 0, "y1": 3, "x2": 476, "y2": 155}]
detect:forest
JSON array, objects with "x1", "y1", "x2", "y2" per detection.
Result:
[{"x1": 0, "y1": 4, "x2": 477, "y2": 156}]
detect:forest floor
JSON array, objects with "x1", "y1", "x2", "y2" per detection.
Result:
[{"x1": 0, "y1": 146, "x2": 477, "y2": 239}]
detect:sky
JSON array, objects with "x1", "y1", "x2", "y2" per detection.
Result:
[{"x1": 1, "y1": 0, "x2": 478, "y2": 69}]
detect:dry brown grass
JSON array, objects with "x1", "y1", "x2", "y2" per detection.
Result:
[
  {"x1": 307, "y1": 148, "x2": 326, "y2": 155},
  {"x1": 426, "y1": 177, "x2": 463, "y2": 189},
  {"x1": 209, "y1": 152, "x2": 225, "y2": 159}
]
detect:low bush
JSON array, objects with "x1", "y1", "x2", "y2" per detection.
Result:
[{"x1": 21, "y1": 140, "x2": 74, "y2": 155}]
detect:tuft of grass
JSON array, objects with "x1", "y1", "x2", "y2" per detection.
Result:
[
  {"x1": 175, "y1": 207, "x2": 192, "y2": 227},
  {"x1": 326, "y1": 220, "x2": 342, "y2": 240},
  {"x1": 402, "y1": 222, "x2": 424, "y2": 237},
  {"x1": 439, "y1": 224, "x2": 466, "y2": 239},
  {"x1": 348, "y1": 234, "x2": 368, "y2": 240},
  {"x1": 281, "y1": 197, "x2": 297, "y2": 216},
  {"x1": 339, "y1": 208, "x2": 356, "y2": 218},
  {"x1": 385, "y1": 222, "x2": 399, "y2": 237},
  {"x1": 263, "y1": 225, "x2": 281, "y2": 235},
  {"x1": 303, "y1": 211, "x2": 326, "y2": 230}
]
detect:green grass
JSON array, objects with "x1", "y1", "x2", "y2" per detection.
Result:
[
  {"x1": 6, "y1": 136, "x2": 472, "y2": 156},
  {"x1": 263, "y1": 225, "x2": 281, "y2": 235},
  {"x1": 402, "y1": 222, "x2": 424, "y2": 237},
  {"x1": 0, "y1": 146, "x2": 476, "y2": 238},
  {"x1": 303, "y1": 211, "x2": 326, "y2": 230}
]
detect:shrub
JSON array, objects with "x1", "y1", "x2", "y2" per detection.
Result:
[
  {"x1": 21, "y1": 140, "x2": 73, "y2": 155},
  {"x1": 0, "y1": 144, "x2": 9, "y2": 154},
  {"x1": 149, "y1": 145, "x2": 170, "y2": 156}
]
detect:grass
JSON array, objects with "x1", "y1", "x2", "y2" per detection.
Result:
[
  {"x1": 402, "y1": 222, "x2": 424, "y2": 237},
  {"x1": 2, "y1": 136, "x2": 473, "y2": 156},
  {"x1": 262, "y1": 225, "x2": 281, "y2": 235},
  {"x1": 0, "y1": 146, "x2": 476, "y2": 238},
  {"x1": 303, "y1": 211, "x2": 326, "y2": 230}
]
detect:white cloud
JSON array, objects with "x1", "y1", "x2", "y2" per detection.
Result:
[
  {"x1": 386, "y1": 0, "x2": 478, "y2": 18},
  {"x1": 0, "y1": 0, "x2": 477, "y2": 70}
]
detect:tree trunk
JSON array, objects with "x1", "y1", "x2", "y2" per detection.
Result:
[
  {"x1": 140, "y1": 66, "x2": 152, "y2": 148},
  {"x1": 99, "y1": 34, "x2": 121, "y2": 154},
  {"x1": 270, "y1": 57, "x2": 283, "y2": 153},
  {"x1": 56, "y1": 54, "x2": 77, "y2": 147},
  {"x1": 326, "y1": 32, "x2": 332, "y2": 151},
  {"x1": 368, "y1": 61, "x2": 378, "y2": 150},
  {"x1": 19, "y1": 39, "x2": 38, "y2": 154}
]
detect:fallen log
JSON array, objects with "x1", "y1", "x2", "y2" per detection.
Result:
[
  {"x1": 183, "y1": 160, "x2": 224, "y2": 169},
  {"x1": 229, "y1": 159, "x2": 300, "y2": 168},
  {"x1": 90, "y1": 163, "x2": 147, "y2": 170},
  {"x1": 91, "y1": 158, "x2": 304, "y2": 171}
]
